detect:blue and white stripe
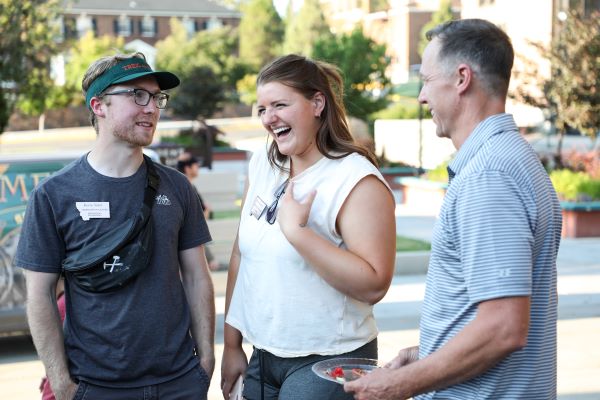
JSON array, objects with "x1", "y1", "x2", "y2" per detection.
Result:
[{"x1": 417, "y1": 114, "x2": 562, "y2": 399}]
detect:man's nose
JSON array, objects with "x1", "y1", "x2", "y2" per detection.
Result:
[{"x1": 417, "y1": 88, "x2": 427, "y2": 105}]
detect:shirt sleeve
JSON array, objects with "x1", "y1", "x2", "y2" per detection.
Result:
[
  {"x1": 455, "y1": 170, "x2": 534, "y2": 304},
  {"x1": 13, "y1": 186, "x2": 65, "y2": 273}
]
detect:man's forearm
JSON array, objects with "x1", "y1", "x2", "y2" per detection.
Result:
[
  {"x1": 393, "y1": 297, "x2": 530, "y2": 397},
  {"x1": 27, "y1": 290, "x2": 71, "y2": 386},
  {"x1": 184, "y1": 270, "x2": 216, "y2": 371}
]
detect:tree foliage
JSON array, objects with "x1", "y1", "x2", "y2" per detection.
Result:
[
  {"x1": 513, "y1": 11, "x2": 600, "y2": 142},
  {"x1": 156, "y1": 20, "x2": 250, "y2": 90},
  {"x1": 168, "y1": 66, "x2": 226, "y2": 120},
  {"x1": 156, "y1": 20, "x2": 249, "y2": 118},
  {"x1": 58, "y1": 32, "x2": 126, "y2": 107},
  {"x1": 239, "y1": 0, "x2": 284, "y2": 71},
  {"x1": 547, "y1": 11, "x2": 600, "y2": 139},
  {"x1": 313, "y1": 28, "x2": 390, "y2": 121},
  {"x1": 0, "y1": 0, "x2": 62, "y2": 133},
  {"x1": 283, "y1": 0, "x2": 333, "y2": 57},
  {"x1": 418, "y1": 0, "x2": 454, "y2": 56},
  {"x1": 236, "y1": 73, "x2": 258, "y2": 106}
]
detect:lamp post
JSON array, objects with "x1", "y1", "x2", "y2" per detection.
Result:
[{"x1": 410, "y1": 64, "x2": 424, "y2": 174}]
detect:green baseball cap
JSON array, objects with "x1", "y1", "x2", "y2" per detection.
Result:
[{"x1": 85, "y1": 57, "x2": 180, "y2": 109}]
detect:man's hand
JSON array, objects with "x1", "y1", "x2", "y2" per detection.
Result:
[
  {"x1": 385, "y1": 346, "x2": 419, "y2": 369},
  {"x1": 49, "y1": 375, "x2": 78, "y2": 400},
  {"x1": 200, "y1": 354, "x2": 216, "y2": 382},
  {"x1": 344, "y1": 367, "x2": 411, "y2": 400}
]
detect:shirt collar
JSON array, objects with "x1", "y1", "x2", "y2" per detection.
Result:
[{"x1": 448, "y1": 113, "x2": 517, "y2": 180}]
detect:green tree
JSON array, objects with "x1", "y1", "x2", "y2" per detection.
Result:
[
  {"x1": 156, "y1": 20, "x2": 249, "y2": 96},
  {"x1": 283, "y1": 0, "x2": 333, "y2": 57},
  {"x1": 418, "y1": 0, "x2": 454, "y2": 56},
  {"x1": 239, "y1": 0, "x2": 284, "y2": 71},
  {"x1": 154, "y1": 18, "x2": 196, "y2": 75},
  {"x1": 512, "y1": 10, "x2": 600, "y2": 165},
  {"x1": 168, "y1": 66, "x2": 226, "y2": 119},
  {"x1": 237, "y1": 73, "x2": 258, "y2": 106},
  {"x1": 0, "y1": 0, "x2": 62, "y2": 133},
  {"x1": 313, "y1": 28, "x2": 390, "y2": 121},
  {"x1": 59, "y1": 32, "x2": 125, "y2": 107},
  {"x1": 547, "y1": 11, "x2": 600, "y2": 140},
  {"x1": 188, "y1": 26, "x2": 251, "y2": 91}
]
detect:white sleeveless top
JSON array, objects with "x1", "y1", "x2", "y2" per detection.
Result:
[{"x1": 226, "y1": 147, "x2": 392, "y2": 357}]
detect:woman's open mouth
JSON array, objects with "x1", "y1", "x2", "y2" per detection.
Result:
[{"x1": 272, "y1": 126, "x2": 291, "y2": 138}]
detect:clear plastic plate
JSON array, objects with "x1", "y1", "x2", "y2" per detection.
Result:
[{"x1": 312, "y1": 357, "x2": 380, "y2": 384}]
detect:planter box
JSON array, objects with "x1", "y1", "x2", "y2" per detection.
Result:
[
  {"x1": 561, "y1": 202, "x2": 600, "y2": 238},
  {"x1": 380, "y1": 167, "x2": 421, "y2": 190},
  {"x1": 396, "y1": 177, "x2": 447, "y2": 212}
]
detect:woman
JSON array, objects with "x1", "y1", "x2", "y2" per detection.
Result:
[{"x1": 221, "y1": 54, "x2": 396, "y2": 400}]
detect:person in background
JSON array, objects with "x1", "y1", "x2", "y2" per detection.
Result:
[
  {"x1": 345, "y1": 19, "x2": 562, "y2": 400},
  {"x1": 220, "y1": 54, "x2": 397, "y2": 400},
  {"x1": 16, "y1": 51, "x2": 215, "y2": 400},
  {"x1": 177, "y1": 152, "x2": 221, "y2": 271}
]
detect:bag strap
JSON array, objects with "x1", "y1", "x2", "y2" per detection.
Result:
[
  {"x1": 62, "y1": 155, "x2": 160, "y2": 273},
  {"x1": 142, "y1": 154, "x2": 159, "y2": 217}
]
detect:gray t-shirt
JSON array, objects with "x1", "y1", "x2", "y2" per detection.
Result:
[{"x1": 14, "y1": 155, "x2": 211, "y2": 387}]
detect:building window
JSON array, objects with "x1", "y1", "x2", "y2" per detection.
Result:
[
  {"x1": 182, "y1": 16, "x2": 195, "y2": 36},
  {"x1": 116, "y1": 15, "x2": 133, "y2": 37},
  {"x1": 76, "y1": 14, "x2": 93, "y2": 37},
  {"x1": 62, "y1": 16, "x2": 78, "y2": 40},
  {"x1": 206, "y1": 17, "x2": 222, "y2": 30},
  {"x1": 140, "y1": 15, "x2": 156, "y2": 37}
]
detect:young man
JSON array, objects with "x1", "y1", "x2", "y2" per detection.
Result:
[
  {"x1": 15, "y1": 52, "x2": 215, "y2": 400},
  {"x1": 345, "y1": 19, "x2": 562, "y2": 399}
]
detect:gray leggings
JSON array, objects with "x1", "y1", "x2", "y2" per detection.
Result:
[{"x1": 242, "y1": 339, "x2": 377, "y2": 400}]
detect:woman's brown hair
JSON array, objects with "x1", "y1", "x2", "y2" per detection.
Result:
[{"x1": 257, "y1": 54, "x2": 377, "y2": 171}]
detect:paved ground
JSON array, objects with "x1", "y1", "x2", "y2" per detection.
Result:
[
  {"x1": 202, "y1": 205, "x2": 600, "y2": 400},
  {"x1": 1, "y1": 124, "x2": 599, "y2": 398}
]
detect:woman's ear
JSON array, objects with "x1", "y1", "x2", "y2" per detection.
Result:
[{"x1": 312, "y1": 92, "x2": 325, "y2": 118}]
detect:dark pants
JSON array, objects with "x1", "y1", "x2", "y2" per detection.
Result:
[
  {"x1": 72, "y1": 365, "x2": 210, "y2": 400},
  {"x1": 243, "y1": 339, "x2": 377, "y2": 400}
]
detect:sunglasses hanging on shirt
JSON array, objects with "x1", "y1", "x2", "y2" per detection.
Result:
[{"x1": 249, "y1": 178, "x2": 289, "y2": 224}]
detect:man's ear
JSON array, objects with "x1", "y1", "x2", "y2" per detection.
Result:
[
  {"x1": 312, "y1": 92, "x2": 325, "y2": 118},
  {"x1": 90, "y1": 97, "x2": 105, "y2": 118},
  {"x1": 456, "y1": 64, "x2": 473, "y2": 95}
]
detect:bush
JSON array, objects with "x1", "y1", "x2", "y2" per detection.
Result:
[
  {"x1": 371, "y1": 98, "x2": 421, "y2": 120},
  {"x1": 550, "y1": 169, "x2": 600, "y2": 201},
  {"x1": 425, "y1": 159, "x2": 450, "y2": 183},
  {"x1": 561, "y1": 149, "x2": 600, "y2": 179}
]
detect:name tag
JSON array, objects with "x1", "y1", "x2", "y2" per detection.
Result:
[
  {"x1": 76, "y1": 202, "x2": 110, "y2": 221},
  {"x1": 250, "y1": 196, "x2": 267, "y2": 220}
]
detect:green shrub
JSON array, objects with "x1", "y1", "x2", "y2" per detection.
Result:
[
  {"x1": 371, "y1": 98, "x2": 421, "y2": 120},
  {"x1": 550, "y1": 169, "x2": 600, "y2": 201},
  {"x1": 425, "y1": 160, "x2": 450, "y2": 183}
]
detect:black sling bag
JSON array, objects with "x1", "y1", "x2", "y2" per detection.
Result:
[{"x1": 62, "y1": 155, "x2": 159, "y2": 293}]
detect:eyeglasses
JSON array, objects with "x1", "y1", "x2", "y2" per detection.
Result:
[
  {"x1": 100, "y1": 88, "x2": 170, "y2": 109},
  {"x1": 265, "y1": 179, "x2": 289, "y2": 224}
]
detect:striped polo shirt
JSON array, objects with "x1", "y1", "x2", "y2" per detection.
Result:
[{"x1": 417, "y1": 114, "x2": 562, "y2": 399}]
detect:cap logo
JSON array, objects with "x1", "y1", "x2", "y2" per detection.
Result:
[
  {"x1": 85, "y1": 58, "x2": 153, "y2": 110},
  {"x1": 123, "y1": 63, "x2": 151, "y2": 71}
]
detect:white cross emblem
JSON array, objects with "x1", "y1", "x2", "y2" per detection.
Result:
[{"x1": 103, "y1": 255, "x2": 123, "y2": 273}]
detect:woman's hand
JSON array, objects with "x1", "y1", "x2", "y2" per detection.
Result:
[
  {"x1": 221, "y1": 344, "x2": 248, "y2": 400},
  {"x1": 277, "y1": 181, "x2": 316, "y2": 240}
]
